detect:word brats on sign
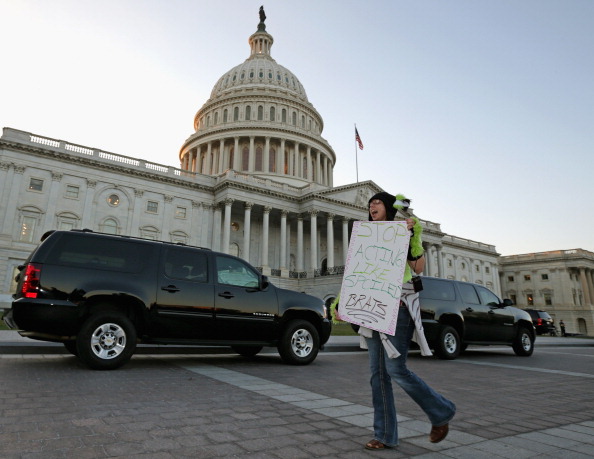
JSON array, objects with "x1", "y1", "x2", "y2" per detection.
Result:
[{"x1": 337, "y1": 221, "x2": 410, "y2": 336}]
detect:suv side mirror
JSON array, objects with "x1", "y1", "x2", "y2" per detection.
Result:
[
  {"x1": 261, "y1": 275, "x2": 270, "y2": 290},
  {"x1": 502, "y1": 298, "x2": 514, "y2": 306}
]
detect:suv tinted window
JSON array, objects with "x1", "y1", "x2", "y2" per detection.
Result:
[
  {"x1": 458, "y1": 283, "x2": 480, "y2": 304},
  {"x1": 420, "y1": 278, "x2": 456, "y2": 301},
  {"x1": 52, "y1": 234, "x2": 146, "y2": 273},
  {"x1": 164, "y1": 247, "x2": 208, "y2": 282},
  {"x1": 476, "y1": 285, "x2": 501, "y2": 306},
  {"x1": 216, "y1": 255, "x2": 259, "y2": 287}
]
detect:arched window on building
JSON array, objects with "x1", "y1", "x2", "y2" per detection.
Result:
[
  {"x1": 170, "y1": 231, "x2": 188, "y2": 244},
  {"x1": 292, "y1": 111, "x2": 297, "y2": 126},
  {"x1": 229, "y1": 242, "x2": 240, "y2": 258},
  {"x1": 245, "y1": 106, "x2": 251, "y2": 121},
  {"x1": 258, "y1": 105, "x2": 263, "y2": 120},
  {"x1": 223, "y1": 109, "x2": 228, "y2": 123},
  {"x1": 241, "y1": 146, "x2": 249, "y2": 171},
  {"x1": 234, "y1": 107, "x2": 239, "y2": 121},
  {"x1": 270, "y1": 106, "x2": 275, "y2": 122},
  {"x1": 101, "y1": 218, "x2": 119, "y2": 235},
  {"x1": 269, "y1": 147, "x2": 276, "y2": 172},
  {"x1": 206, "y1": 115, "x2": 211, "y2": 127},
  {"x1": 57, "y1": 212, "x2": 80, "y2": 231},
  {"x1": 214, "y1": 112, "x2": 218, "y2": 124},
  {"x1": 301, "y1": 115, "x2": 305, "y2": 128},
  {"x1": 139, "y1": 225, "x2": 159, "y2": 240},
  {"x1": 281, "y1": 108, "x2": 287, "y2": 123},
  {"x1": 255, "y1": 145, "x2": 263, "y2": 171},
  {"x1": 18, "y1": 206, "x2": 43, "y2": 242}
]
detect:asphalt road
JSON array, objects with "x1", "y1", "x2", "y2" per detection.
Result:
[{"x1": 1, "y1": 335, "x2": 594, "y2": 458}]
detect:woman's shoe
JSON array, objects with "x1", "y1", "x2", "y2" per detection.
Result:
[
  {"x1": 429, "y1": 423, "x2": 449, "y2": 443},
  {"x1": 365, "y1": 439, "x2": 393, "y2": 450}
]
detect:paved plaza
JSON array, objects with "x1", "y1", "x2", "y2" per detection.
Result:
[{"x1": 1, "y1": 334, "x2": 594, "y2": 458}]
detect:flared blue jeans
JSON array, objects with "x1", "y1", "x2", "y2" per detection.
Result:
[{"x1": 366, "y1": 305, "x2": 456, "y2": 447}]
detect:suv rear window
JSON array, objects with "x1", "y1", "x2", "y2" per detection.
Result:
[{"x1": 50, "y1": 234, "x2": 147, "y2": 273}]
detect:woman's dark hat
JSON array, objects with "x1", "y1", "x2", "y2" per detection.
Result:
[{"x1": 368, "y1": 192, "x2": 397, "y2": 221}]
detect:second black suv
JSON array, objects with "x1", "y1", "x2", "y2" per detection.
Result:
[
  {"x1": 4, "y1": 230, "x2": 331, "y2": 370},
  {"x1": 523, "y1": 309, "x2": 556, "y2": 335},
  {"x1": 419, "y1": 277, "x2": 535, "y2": 359}
]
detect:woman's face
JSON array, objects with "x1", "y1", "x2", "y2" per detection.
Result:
[{"x1": 369, "y1": 199, "x2": 387, "y2": 221}]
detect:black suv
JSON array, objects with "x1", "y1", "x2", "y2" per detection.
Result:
[
  {"x1": 3, "y1": 230, "x2": 331, "y2": 370},
  {"x1": 523, "y1": 309, "x2": 556, "y2": 335},
  {"x1": 419, "y1": 277, "x2": 535, "y2": 359}
]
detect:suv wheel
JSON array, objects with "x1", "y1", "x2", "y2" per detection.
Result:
[
  {"x1": 231, "y1": 345, "x2": 263, "y2": 357},
  {"x1": 76, "y1": 312, "x2": 137, "y2": 370},
  {"x1": 512, "y1": 326, "x2": 534, "y2": 356},
  {"x1": 434, "y1": 325, "x2": 461, "y2": 360},
  {"x1": 278, "y1": 319, "x2": 319, "y2": 365}
]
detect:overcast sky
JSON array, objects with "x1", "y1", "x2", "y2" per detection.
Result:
[{"x1": 1, "y1": 0, "x2": 592, "y2": 256}]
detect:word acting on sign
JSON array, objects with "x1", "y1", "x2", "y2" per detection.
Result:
[{"x1": 338, "y1": 221, "x2": 410, "y2": 335}]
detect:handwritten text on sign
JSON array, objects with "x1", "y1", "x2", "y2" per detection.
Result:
[{"x1": 337, "y1": 221, "x2": 410, "y2": 335}]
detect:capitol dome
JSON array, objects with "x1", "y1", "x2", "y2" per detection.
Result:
[{"x1": 179, "y1": 11, "x2": 335, "y2": 188}]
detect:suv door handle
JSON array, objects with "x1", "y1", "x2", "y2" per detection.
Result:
[
  {"x1": 465, "y1": 307, "x2": 474, "y2": 312},
  {"x1": 218, "y1": 291, "x2": 234, "y2": 299},
  {"x1": 161, "y1": 285, "x2": 181, "y2": 293}
]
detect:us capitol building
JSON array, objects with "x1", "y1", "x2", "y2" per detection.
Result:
[{"x1": 1, "y1": 10, "x2": 592, "y2": 335}]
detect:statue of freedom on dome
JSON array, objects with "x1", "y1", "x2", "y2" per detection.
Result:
[{"x1": 259, "y1": 6, "x2": 266, "y2": 24}]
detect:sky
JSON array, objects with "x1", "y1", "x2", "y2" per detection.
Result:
[{"x1": 1, "y1": 0, "x2": 592, "y2": 256}]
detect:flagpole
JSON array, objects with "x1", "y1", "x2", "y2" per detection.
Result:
[{"x1": 354, "y1": 123, "x2": 359, "y2": 183}]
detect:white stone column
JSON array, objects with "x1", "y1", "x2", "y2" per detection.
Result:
[
  {"x1": 280, "y1": 210, "x2": 288, "y2": 270},
  {"x1": 297, "y1": 214, "x2": 304, "y2": 271},
  {"x1": 205, "y1": 142, "x2": 212, "y2": 175},
  {"x1": 212, "y1": 203, "x2": 222, "y2": 251},
  {"x1": 248, "y1": 136, "x2": 255, "y2": 172},
  {"x1": 579, "y1": 268, "x2": 592, "y2": 305},
  {"x1": 162, "y1": 195, "x2": 174, "y2": 240},
  {"x1": 342, "y1": 218, "x2": 349, "y2": 265},
  {"x1": 1, "y1": 165, "x2": 24, "y2": 235},
  {"x1": 493, "y1": 265, "x2": 502, "y2": 297},
  {"x1": 264, "y1": 137, "x2": 270, "y2": 172},
  {"x1": 191, "y1": 201, "x2": 203, "y2": 247},
  {"x1": 424, "y1": 245, "x2": 433, "y2": 277},
  {"x1": 316, "y1": 152, "x2": 321, "y2": 184},
  {"x1": 327, "y1": 213, "x2": 335, "y2": 269},
  {"x1": 218, "y1": 139, "x2": 225, "y2": 174},
  {"x1": 294, "y1": 142, "x2": 300, "y2": 177},
  {"x1": 261, "y1": 206, "x2": 271, "y2": 273},
  {"x1": 129, "y1": 189, "x2": 143, "y2": 236},
  {"x1": 233, "y1": 137, "x2": 240, "y2": 170},
  {"x1": 222, "y1": 198, "x2": 233, "y2": 254},
  {"x1": 306, "y1": 147, "x2": 312, "y2": 181},
  {"x1": 586, "y1": 269, "x2": 594, "y2": 304},
  {"x1": 279, "y1": 139, "x2": 286, "y2": 175},
  {"x1": 81, "y1": 179, "x2": 97, "y2": 229},
  {"x1": 309, "y1": 210, "x2": 318, "y2": 272},
  {"x1": 436, "y1": 245, "x2": 444, "y2": 278},
  {"x1": 243, "y1": 202, "x2": 253, "y2": 262}
]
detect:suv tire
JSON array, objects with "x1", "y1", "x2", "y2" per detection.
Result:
[
  {"x1": 434, "y1": 325, "x2": 461, "y2": 360},
  {"x1": 76, "y1": 311, "x2": 137, "y2": 370},
  {"x1": 278, "y1": 319, "x2": 319, "y2": 365},
  {"x1": 512, "y1": 326, "x2": 534, "y2": 356}
]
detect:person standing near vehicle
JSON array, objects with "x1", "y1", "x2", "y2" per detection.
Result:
[
  {"x1": 560, "y1": 320, "x2": 566, "y2": 337},
  {"x1": 363, "y1": 192, "x2": 456, "y2": 451}
]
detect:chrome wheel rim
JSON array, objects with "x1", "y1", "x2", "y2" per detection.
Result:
[
  {"x1": 291, "y1": 329, "x2": 313, "y2": 357},
  {"x1": 90, "y1": 323, "x2": 126, "y2": 360},
  {"x1": 444, "y1": 332, "x2": 457, "y2": 355}
]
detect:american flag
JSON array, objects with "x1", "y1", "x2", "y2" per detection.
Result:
[{"x1": 355, "y1": 127, "x2": 364, "y2": 150}]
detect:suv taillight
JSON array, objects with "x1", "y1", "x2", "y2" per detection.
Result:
[
  {"x1": 21, "y1": 263, "x2": 42, "y2": 298},
  {"x1": 535, "y1": 318, "x2": 543, "y2": 326}
]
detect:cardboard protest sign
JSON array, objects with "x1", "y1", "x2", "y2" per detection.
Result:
[{"x1": 336, "y1": 221, "x2": 410, "y2": 335}]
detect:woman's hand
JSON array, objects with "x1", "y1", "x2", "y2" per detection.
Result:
[{"x1": 405, "y1": 218, "x2": 415, "y2": 231}]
